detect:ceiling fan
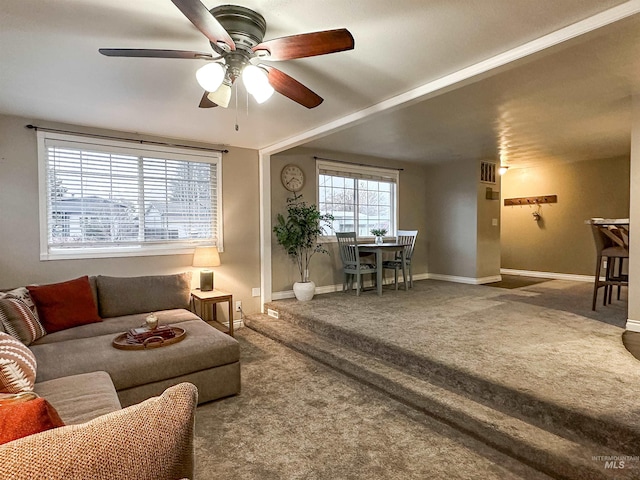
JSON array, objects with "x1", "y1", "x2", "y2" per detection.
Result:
[{"x1": 99, "y1": 0, "x2": 355, "y2": 109}]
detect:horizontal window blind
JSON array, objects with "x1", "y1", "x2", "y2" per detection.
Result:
[
  {"x1": 40, "y1": 133, "x2": 221, "y2": 256},
  {"x1": 317, "y1": 160, "x2": 398, "y2": 183}
]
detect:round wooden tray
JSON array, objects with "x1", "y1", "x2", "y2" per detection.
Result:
[{"x1": 112, "y1": 327, "x2": 186, "y2": 350}]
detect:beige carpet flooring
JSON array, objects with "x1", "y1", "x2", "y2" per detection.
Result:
[
  {"x1": 263, "y1": 278, "x2": 636, "y2": 432},
  {"x1": 194, "y1": 327, "x2": 551, "y2": 480},
  {"x1": 195, "y1": 276, "x2": 636, "y2": 479}
]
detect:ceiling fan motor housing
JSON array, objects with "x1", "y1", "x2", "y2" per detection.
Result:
[
  {"x1": 210, "y1": 5, "x2": 266, "y2": 52},
  {"x1": 210, "y1": 5, "x2": 267, "y2": 81}
]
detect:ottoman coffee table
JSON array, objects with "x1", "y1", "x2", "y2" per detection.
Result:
[{"x1": 33, "y1": 320, "x2": 240, "y2": 406}]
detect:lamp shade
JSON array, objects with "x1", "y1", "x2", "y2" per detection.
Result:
[
  {"x1": 196, "y1": 63, "x2": 225, "y2": 92},
  {"x1": 192, "y1": 246, "x2": 221, "y2": 267},
  {"x1": 242, "y1": 65, "x2": 274, "y2": 104},
  {"x1": 207, "y1": 83, "x2": 232, "y2": 108}
]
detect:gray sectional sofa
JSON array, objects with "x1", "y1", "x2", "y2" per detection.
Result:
[
  {"x1": 1, "y1": 272, "x2": 240, "y2": 479},
  {"x1": 27, "y1": 272, "x2": 240, "y2": 418}
]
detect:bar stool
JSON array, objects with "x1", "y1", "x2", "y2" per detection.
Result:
[{"x1": 591, "y1": 223, "x2": 629, "y2": 310}]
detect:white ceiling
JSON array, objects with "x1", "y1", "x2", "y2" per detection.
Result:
[{"x1": 1, "y1": 0, "x2": 638, "y2": 167}]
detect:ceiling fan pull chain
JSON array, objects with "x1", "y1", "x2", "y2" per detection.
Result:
[{"x1": 234, "y1": 82, "x2": 239, "y2": 131}]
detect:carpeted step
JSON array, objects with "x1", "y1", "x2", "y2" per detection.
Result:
[
  {"x1": 246, "y1": 312, "x2": 636, "y2": 480},
  {"x1": 262, "y1": 300, "x2": 639, "y2": 457}
]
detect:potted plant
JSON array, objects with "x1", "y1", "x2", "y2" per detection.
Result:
[
  {"x1": 371, "y1": 227, "x2": 387, "y2": 245},
  {"x1": 273, "y1": 194, "x2": 334, "y2": 301}
]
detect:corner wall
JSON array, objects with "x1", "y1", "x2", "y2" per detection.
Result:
[
  {"x1": 0, "y1": 114, "x2": 261, "y2": 319},
  {"x1": 424, "y1": 158, "x2": 480, "y2": 279}
]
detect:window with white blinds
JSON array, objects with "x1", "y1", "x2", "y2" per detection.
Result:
[
  {"x1": 37, "y1": 131, "x2": 222, "y2": 260},
  {"x1": 316, "y1": 160, "x2": 399, "y2": 237}
]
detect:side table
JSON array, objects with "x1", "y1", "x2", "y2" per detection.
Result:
[{"x1": 190, "y1": 289, "x2": 234, "y2": 337}]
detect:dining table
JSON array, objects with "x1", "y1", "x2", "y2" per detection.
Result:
[{"x1": 357, "y1": 242, "x2": 409, "y2": 296}]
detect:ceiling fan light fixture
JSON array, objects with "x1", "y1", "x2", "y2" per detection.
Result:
[
  {"x1": 242, "y1": 65, "x2": 271, "y2": 95},
  {"x1": 207, "y1": 83, "x2": 232, "y2": 108},
  {"x1": 251, "y1": 83, "x2": 275, "y2": 104},
  {"x1": 196, "y1": 62, "x2": 226, "y2": 92}
]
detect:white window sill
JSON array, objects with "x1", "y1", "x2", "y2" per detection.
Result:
[{"x1": 40, "y1": 244, "x2": 221, "y2": 261}]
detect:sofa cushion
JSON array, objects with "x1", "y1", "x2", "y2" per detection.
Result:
[
  {"x1": 30, "y1": 309, "x2": 200, "y2": 345},
  {"x1": 27, "y1": 276, "x2": 101, "y2": 333},
  {"x1": 0, "y1": 382, "x2": 197, "y2": 480},
  {"x1": 0, "y1": 297, "x2": 47, "y2": 345},
  {"x1": 34, "y1": 371, "x2": 121, "y2": 425},
  {"x1": 0, "y1": 397, "x2": 65, "y2": 445},
  {"x1": 96, "y1": 272, "x2": 192, "y2": 318},
  {"x1": 0, "y1": 333, "x2": 37, "y2": 394},
  {"x1": 31, "y1": 320, "x2": 239, "y2": 391}
]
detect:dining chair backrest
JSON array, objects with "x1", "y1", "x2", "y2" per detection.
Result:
[
  {"x1": 396, "y1": 230, "x2": 418, "y2": 261},
  {"x1": 590, "y1": 224, "x2": 622, "y2": 253},
  {"x1": 336, "y1": 232, "x2": 358, "y2": 265}
]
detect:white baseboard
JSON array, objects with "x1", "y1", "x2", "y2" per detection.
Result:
[
  {"x1": 220, "y1": 319, "x2": 245, "y2": 329},
  {"x1": 272, "y1": 270, "x2": 596, "y2": 299},
  {"x1": 272, "y1": 273, "x2": 430, "y2": 300},
  {"x1": 271, "y1": 272, "x2": 505, "y2": 298},
  {"x1": 500, "y1": 268, "x2": 594, "y2": 283},
  {"x1": 626, "y1": 319, "x2": 640, "y2": 333},
  {"x1": 427, "y1": 273, "x2": 501, "y2": 285},
  {"x1": 271, "y1": 290, "x2": 296, "y2": 300}
]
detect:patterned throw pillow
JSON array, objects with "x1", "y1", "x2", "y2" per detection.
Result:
[
  {"x1": 0, "y1": 332, "x2": 37, "y2": 394},
  {"x1": 0, "y1": 287, "x2": 40, "y2": 323},
  {"x1": 0, "y1": 298, "x2": 47, "y2": 346}
]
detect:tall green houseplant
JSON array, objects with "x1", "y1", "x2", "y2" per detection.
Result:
[{"x1": 273, "y1": 193, "x2": 334, "y2": 283}]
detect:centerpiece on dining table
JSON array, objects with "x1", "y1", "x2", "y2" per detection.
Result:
[{"x1": 370, "y1": 228, "x2": 387, "y2": 245}]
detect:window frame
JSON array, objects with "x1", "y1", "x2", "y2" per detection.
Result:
[
  {"x1": 315, "y1": 159, "x2": 399, "y2": 241},
  {"x1": 37, "y1": 131, "x2": 223, "y2": 260}
]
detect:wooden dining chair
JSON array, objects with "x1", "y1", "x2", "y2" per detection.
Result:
[
  {"x1": 383, "y1": 230, "x2": 418, "y2": 289},
  {"x1": 335, "y1": 232, "x2": 377, "y2": 295},
  {"x1": 590, "y1": 223, "x2": 628, "y2": 310}
]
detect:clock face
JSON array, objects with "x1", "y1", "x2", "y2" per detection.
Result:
[{"x1": 281, "y1": 164, "x2": 305, "y2": 192}]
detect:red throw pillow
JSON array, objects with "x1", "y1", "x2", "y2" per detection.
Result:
[
  {"x1": 0, "y1": 397, "x2": 65, "y2": 445},
  {"x1": 27, "y1": 276, "x2": 101, "y2": 333}
]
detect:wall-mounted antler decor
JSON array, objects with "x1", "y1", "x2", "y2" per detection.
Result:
[{"x1": 504, "y1": 195, "x2": 557, "y2": 207}]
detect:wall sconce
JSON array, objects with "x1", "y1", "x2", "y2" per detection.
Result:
[
  {"x1": 192, "y1": 246, "x2": 221, "y2": 291},
  {"x1": 498, "y1": 165, "x2": 509, "y2": 175}
]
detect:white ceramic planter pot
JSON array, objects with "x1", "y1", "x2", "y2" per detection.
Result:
[{"x1": 293, "y1": 281, "x2": 316, "y2": 301}]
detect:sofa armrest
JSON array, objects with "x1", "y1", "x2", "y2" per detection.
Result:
[{"x1": 0, "y1": 382, "x2": 198, "y2": 480}]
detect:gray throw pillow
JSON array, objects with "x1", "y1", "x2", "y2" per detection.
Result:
[{"x1": 96, "y1": 273, "x2": 192, "y2": 318}]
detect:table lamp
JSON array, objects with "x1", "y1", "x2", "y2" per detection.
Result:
[{"x1": 192, "y1": 246, "x2": 221, "y2": 291}]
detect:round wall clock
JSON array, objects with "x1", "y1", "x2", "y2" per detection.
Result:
[{"x1": 281, "y1": 164, "x2": 305, "y2": 192}]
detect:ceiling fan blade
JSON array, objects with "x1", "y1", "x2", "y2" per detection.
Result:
[
  {"x1": 199, "y1": 92, "x2": 218, "y2": 108},
  {"x1": 253, "y1": 28, "x2": 354, "y2": 61},
  {"x1": 99, "y1": 48, "x2": 215, "y2": 59},
  {"x1": 171, "y1": 0, "x2": 235, "y2": 51},
  {"x1": 262, "y1": 65, "x2": 323, "y2": 109}
]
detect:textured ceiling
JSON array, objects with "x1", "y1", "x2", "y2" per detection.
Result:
[
  {"x1": 0, "y1": 0, "x2": 636, "y2": 166},
  {"x1": 305, "y1": 14, "x2": 640, "y2": 168}
]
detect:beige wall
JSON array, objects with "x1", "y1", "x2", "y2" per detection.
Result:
[
  {"x1": 501, "y1": 156, "x2": 630, "y2": 276},
  {"x1": 270, "y1": 148, "x2": 430, "y2": 293},
  {"x1": 0, "y1": 114, "x2": 261, "y2": 319},
  {"x1": 424, "y1": 158, "x2": 478, "y2": 278}
]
